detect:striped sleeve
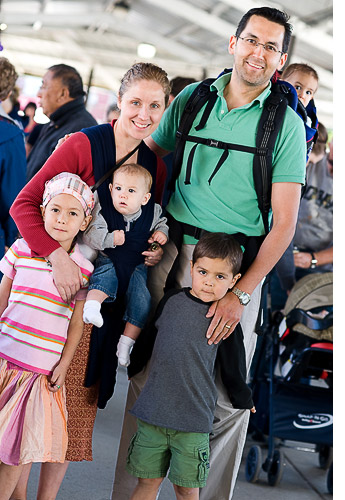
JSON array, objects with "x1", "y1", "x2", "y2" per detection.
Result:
[{"x1": 0, "y1": 240, "x2": 20, "y2": 280}]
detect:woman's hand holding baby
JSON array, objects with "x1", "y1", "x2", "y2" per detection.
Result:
[{"x1": 142, "y1": 233, "x2": 166, "y2": 267}]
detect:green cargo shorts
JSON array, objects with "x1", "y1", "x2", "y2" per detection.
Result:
[{"x1": 126, "y1": 419, "x2": 210, "y2": 488}]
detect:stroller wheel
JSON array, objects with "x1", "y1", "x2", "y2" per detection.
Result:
[
  {"x1": 317, "y1": 445, "x2": 333, "y2": 470},
  {"x1": 267, "y1": 449, "x2": 285, "y2": 486},
  {"x1": 245, "y1": 445, "x2": 262, "y2": 483},
  {"x1": 327, "y1": 462, "x2": 333, "y2": 494}
]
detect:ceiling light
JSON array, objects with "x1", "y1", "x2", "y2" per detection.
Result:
[
  {"x1": 33, "y1": 20, "x2": 42, "y2": 31},
  {"x1": 137, "y1": 43, "x2": 156, "y2": 59},
  {"x1": 0, "y1": 23, "x2": 7, "y2": 30}
]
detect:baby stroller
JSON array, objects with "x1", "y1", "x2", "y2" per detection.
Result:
[{"x1": 246, "y1": 272, "x2": 333, "y2": 492}]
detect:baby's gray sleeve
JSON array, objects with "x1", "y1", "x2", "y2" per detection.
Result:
[
  {"x1": 82, "y1": 199, "x2": 116, "y2": 250},
  {"x1": 150, "y1": 204, "x2": 169, "y2": 239}
]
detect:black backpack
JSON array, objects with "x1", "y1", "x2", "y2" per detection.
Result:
[{"x1": 169, "y1": 68, "x2": 316, "y2": 235}]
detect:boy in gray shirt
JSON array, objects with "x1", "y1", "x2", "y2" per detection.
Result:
[{"x1": 127, "y1": 233, "x2": 255, "y2": 500}]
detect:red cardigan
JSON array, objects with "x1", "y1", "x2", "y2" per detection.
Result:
[{"x1": 10, "y1": 131, "x2": 167, "y2": 257}]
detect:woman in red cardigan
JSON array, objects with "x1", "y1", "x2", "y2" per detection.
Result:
[{"x1": 9, "y1": 62, "x2": 170, "y2": 500}]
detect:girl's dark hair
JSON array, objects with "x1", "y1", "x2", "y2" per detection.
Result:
[
  {"x1": 235, "y1": 7, "x2": 293, "y2": 54},
  {"x1": 119, "y1": 62, "x2": 171, "y2": 108},
  {"x1": 192, "y1": 233, "x2": 243, "y2": 275},
  {"x1": 48, "y1": 64, "x2": 86, "y2": 98}
]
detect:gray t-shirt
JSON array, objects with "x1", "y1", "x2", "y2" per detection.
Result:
[
  {"x1": 294, "y1": 155, "x2": 333, "y2": 270},
  {"x1": 130, "y1": 289, "x2": 218, "y2": 433}
]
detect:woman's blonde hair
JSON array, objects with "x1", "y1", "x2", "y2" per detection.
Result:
[{"x1": 119, "y1": 62, "x2": 171, "y2": 108}]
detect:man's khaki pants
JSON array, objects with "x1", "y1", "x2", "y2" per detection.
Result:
[{"x1": 111, "y1": 241, "x2": 261, "y2": 500}]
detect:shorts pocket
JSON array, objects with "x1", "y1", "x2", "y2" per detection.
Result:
[
  {"x1": 195, "y1": 445, "x2": 210, "y2": 482},
  {"x1": 126, "y1": 431, "x2": 140, "y2": 465}
]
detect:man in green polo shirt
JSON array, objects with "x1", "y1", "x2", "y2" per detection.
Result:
[{"x1": 112, "y1": 6, "x2": 306, "y2": 500}]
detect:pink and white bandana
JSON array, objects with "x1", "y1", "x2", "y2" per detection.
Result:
[{"x1": 42, "y1": 172, "x2": 94, "y2": 216}]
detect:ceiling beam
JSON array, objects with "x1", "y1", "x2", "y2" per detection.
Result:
[
  {"x1": 143, "y1": 0, "x2": 236, "y2": 38},
  {"x1": 2, "y1": 11, "x2": 208, "y2": 65},
  {"x1": 219, "y1": 0, "x2": 333, "y2": 56}
]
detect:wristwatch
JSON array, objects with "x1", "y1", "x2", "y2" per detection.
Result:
[
  {"x1": 310, "y1": 252, "x2": 318, "y2": 269},
  {"x1": 231, "y1": 287, "x2": 251, "y2": 306}
]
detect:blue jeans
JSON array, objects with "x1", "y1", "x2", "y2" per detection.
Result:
[{"x1": 89, "y1": 254, "x2": 151, "y2": 329}]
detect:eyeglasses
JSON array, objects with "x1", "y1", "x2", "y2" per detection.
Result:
[{"x1": 236, "y1": 36, "x2": 284, "y2": 55}]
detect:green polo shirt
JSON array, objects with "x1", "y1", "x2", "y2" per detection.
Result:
[{"x1": 152, "y1": 72, "x2": 306, "y2": 240}]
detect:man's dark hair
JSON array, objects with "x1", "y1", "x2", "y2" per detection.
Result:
[
  {"x1": 235, "y1": 7, "x2": 293, "y2": 54},
  {"x1": 170, "y1": 76, "x2": 197, "y2": 98},
  {"x1": 48, "y1": 64, "x2": 85, "y2": 98},
  {"x1": 192, "y1": 232, "x2": 243, "y2": 275}
]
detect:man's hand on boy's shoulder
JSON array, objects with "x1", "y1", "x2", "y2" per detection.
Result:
[{"x1": 205, "y1": 292, "x2": 244, "y2": 345}]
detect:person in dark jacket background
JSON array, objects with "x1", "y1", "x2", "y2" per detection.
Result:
[
  {"x1": 26, "y1": 64, "x2": 97, "y2": 180},
  {"x1": 0, "y1": 57, "x2": 26, "y2": 268}
]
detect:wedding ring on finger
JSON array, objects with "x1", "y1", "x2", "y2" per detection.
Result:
[{"x1": 224, "y1": 324, "x2": 231, "y2": 329}]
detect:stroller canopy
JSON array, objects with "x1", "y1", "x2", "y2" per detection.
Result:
[{"x1": 282, "y1": 272, "x2": 333, "y2": 341}]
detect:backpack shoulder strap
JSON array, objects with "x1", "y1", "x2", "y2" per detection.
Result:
[
  {"x1": 169, "y1": 77, "x2": 216, "y2": 190},
  {"x1": 253, "y1": 82, "x2": 291, "y2": 234}
]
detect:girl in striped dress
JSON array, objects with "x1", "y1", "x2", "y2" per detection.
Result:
[{"x1": 0, "y1": 173, "x2": 94, "y2": 499}]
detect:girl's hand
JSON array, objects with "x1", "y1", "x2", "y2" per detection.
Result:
[{"x1": 47, "y1": 362, "x2": 68, "y2": 392}]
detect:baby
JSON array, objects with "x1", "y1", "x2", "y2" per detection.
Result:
[
  {"x1": 281, "y1": 63, "x2": 318, "y2": 109},
  {"x1": 83, "y1": 163, "x2": 168, "y2": 366}
]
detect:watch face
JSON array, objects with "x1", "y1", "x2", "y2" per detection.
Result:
[
  {"x1": 240, "y1": 293, "x2": 250, "y2": 305},
  {"x1": 232, "y1": 287, "x2": 251, "y2": 305}
]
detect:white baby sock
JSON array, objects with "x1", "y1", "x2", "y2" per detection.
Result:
[
  {"x1": 83, "y1": 300, "x2": 103, "y2": 328},
  {"x1": 116, "y1": 335, "x2": 136, "y2": 367}
]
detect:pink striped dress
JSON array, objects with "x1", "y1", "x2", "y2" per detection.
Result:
[{"x1": 0, "y1": 239, "x2": 93, "y2": 465}]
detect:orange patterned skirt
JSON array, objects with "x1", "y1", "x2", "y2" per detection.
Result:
[
  {"x1": 0, "y1": 359, "x2": 68, "y2": 466},
  {"x1": 65, "y1": 323, "x2": 99, "y2": 461}
]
